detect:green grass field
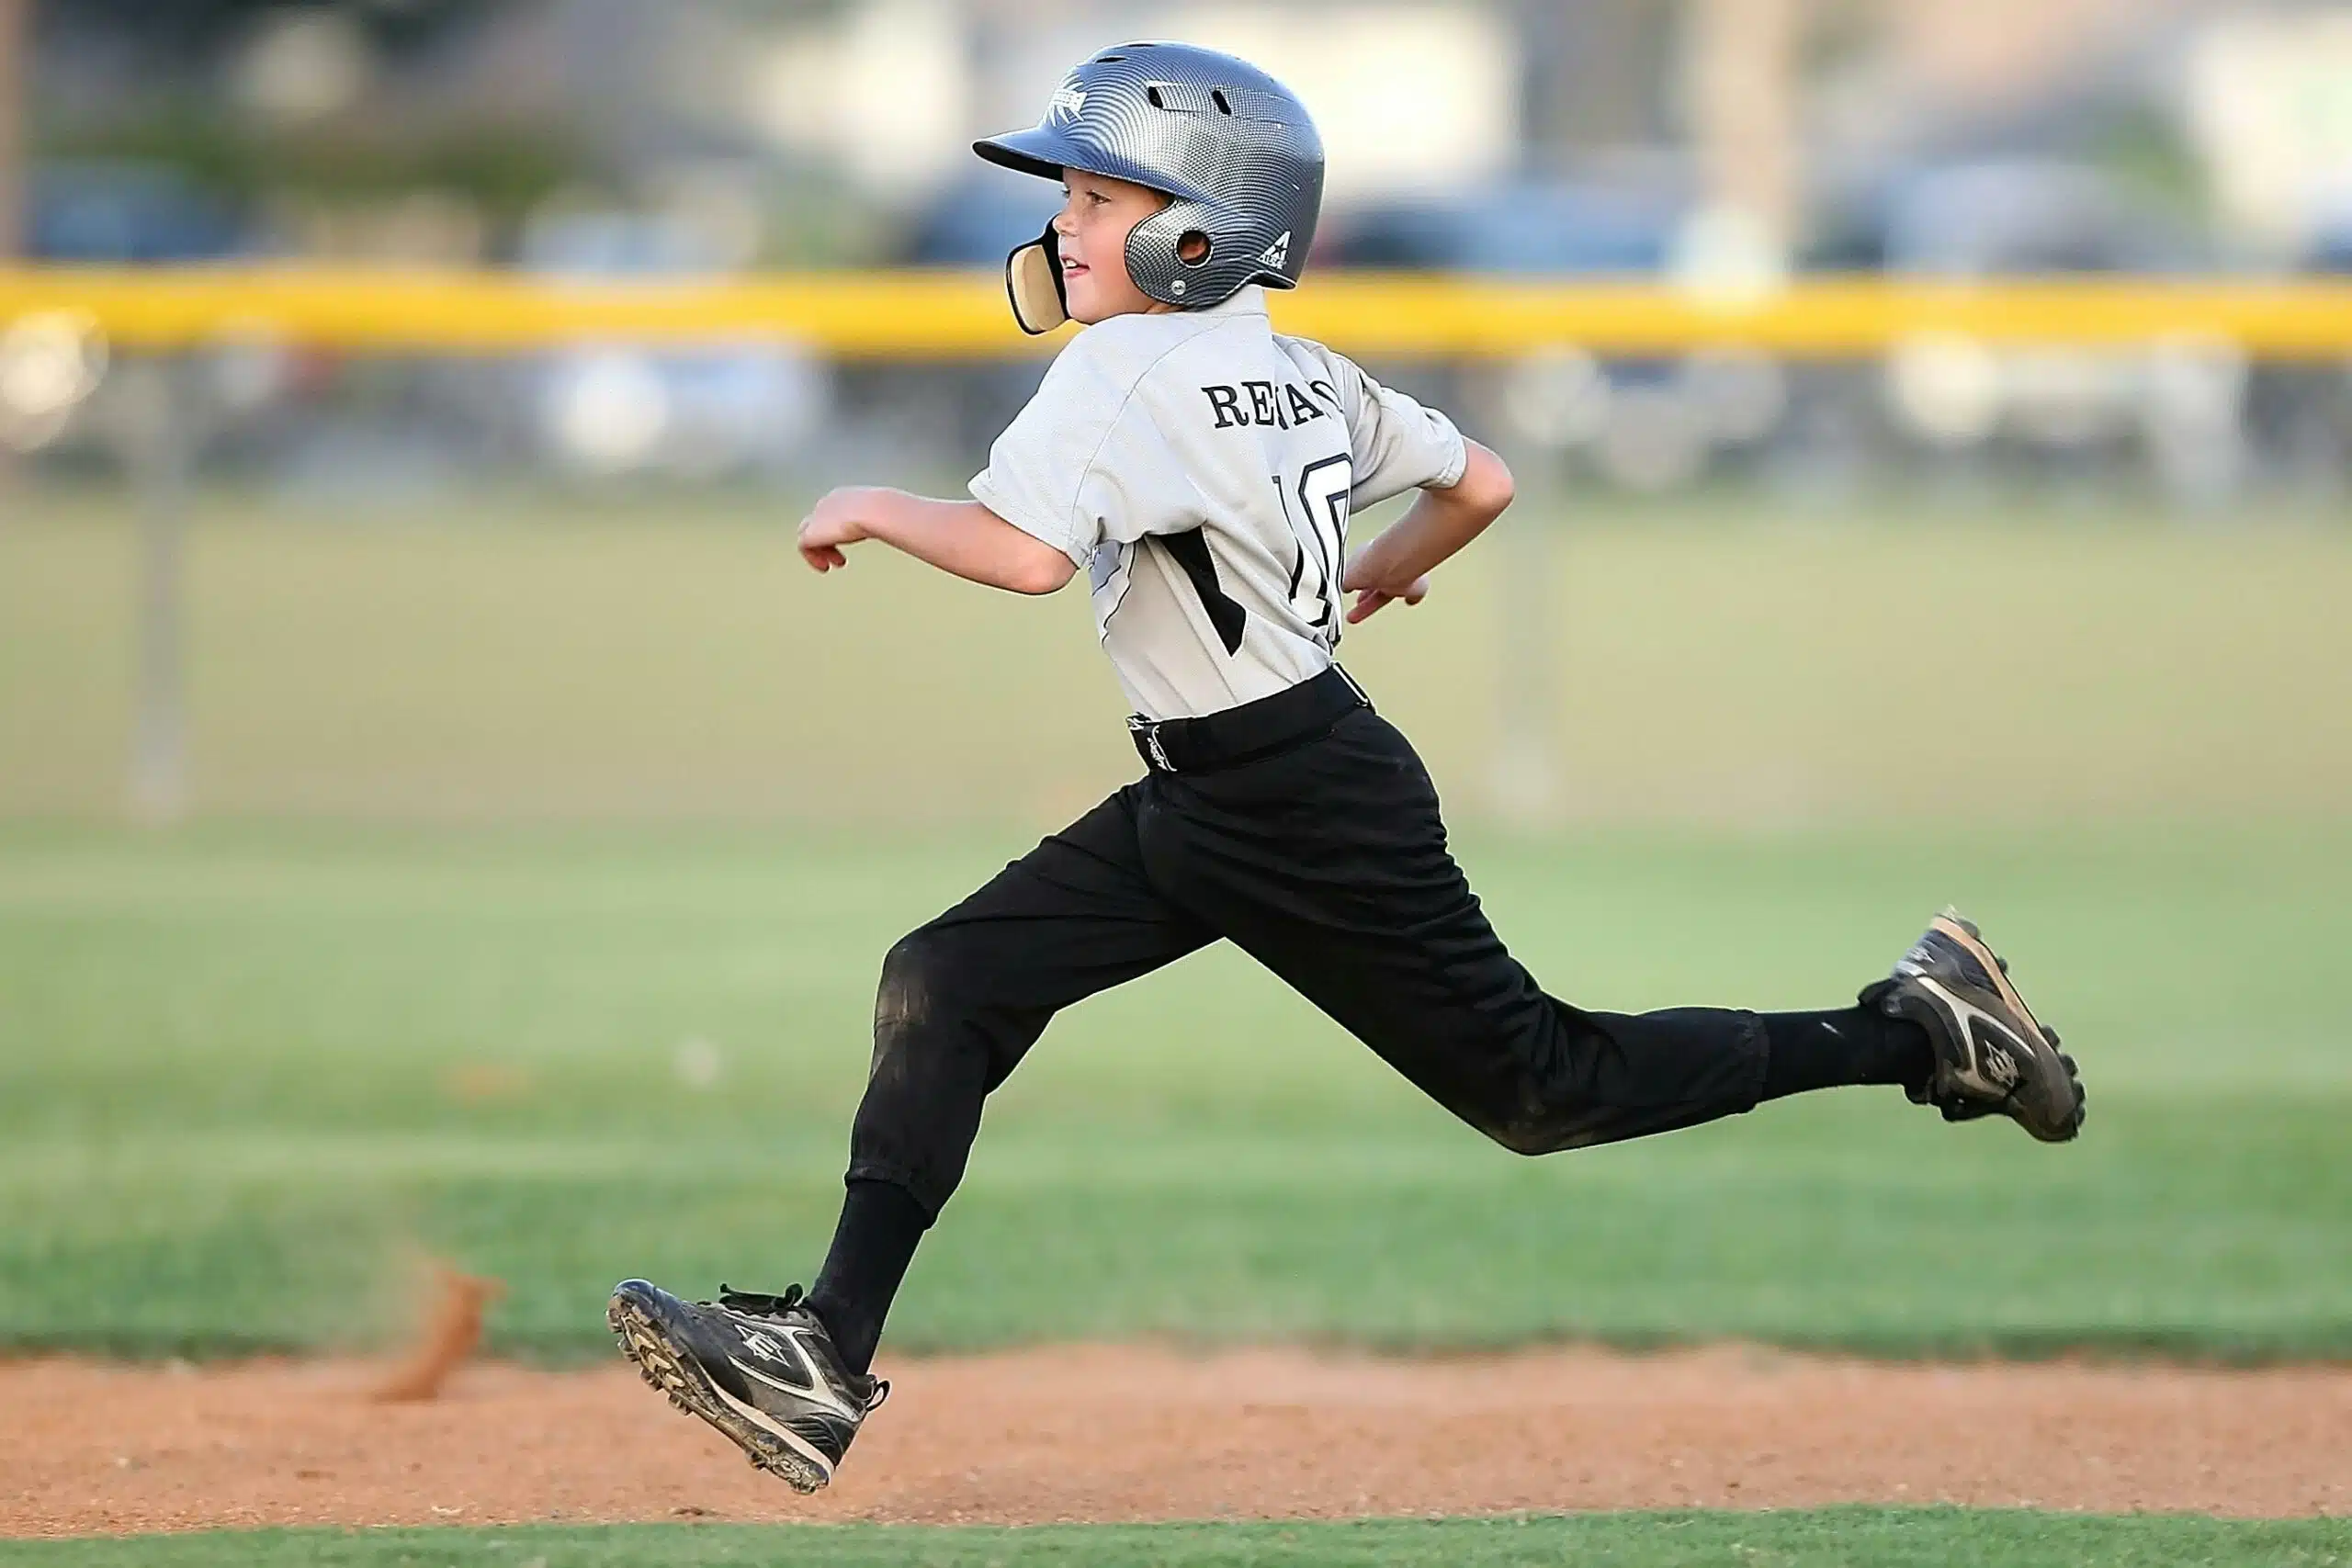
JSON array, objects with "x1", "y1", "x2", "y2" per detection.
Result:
[
  {"x1": 5, "y1": 491, "x2": 2349, "y2": 1560},
  {"x1": 4, "y1": 1512, "x2": 2350, "y2": 1568},
  {"x1": 6, "y1": 490, "x2": 2351, "y2": 825},
  {"x1": 3, "y1": 818, "x2": 2346, "y2": 1359}
]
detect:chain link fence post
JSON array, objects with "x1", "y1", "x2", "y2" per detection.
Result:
[{"x1": 121, "y1": 358, "x2": 191, "y2": 825}]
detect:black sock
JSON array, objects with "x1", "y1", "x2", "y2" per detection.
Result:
[
  {"x1": 806, "y1": 1179, "x2": 932, "y2": 1378},
  {"x1": 1758, "y1": 1007, "x2": 1933, "y2": 1101}
]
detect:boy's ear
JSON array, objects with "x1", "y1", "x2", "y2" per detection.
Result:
[{"x1": 1006, "y1": 224, "x2": 1069, "y2": 334}]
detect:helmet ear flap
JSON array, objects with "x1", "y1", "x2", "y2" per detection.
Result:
[{"x1": 1005, "y1": 223, "x2": 1069, "y2": 334}]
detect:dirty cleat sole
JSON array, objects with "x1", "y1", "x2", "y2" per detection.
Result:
[{"x1": 608, "y1": 1285, "x2": 830, "y2": 1493}]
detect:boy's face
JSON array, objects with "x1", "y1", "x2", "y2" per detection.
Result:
[{"x1": 1053, "y1": 168, "x2": 1174, "y2": 323}]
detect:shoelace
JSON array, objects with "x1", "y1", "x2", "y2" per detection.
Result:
[
  {"x1": 709, "y1": 1283, "x2": 889, "y2": 1411},
  {"x1": 714, "y1": 1282, "x2": 804, "y2": 1318}
]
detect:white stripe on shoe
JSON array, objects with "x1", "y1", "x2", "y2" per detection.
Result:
[{"x1": 707, "y1": 1378, "x2": 837, "y2": 1482}]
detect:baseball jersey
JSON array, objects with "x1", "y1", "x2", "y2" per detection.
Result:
[{"x1": 969, "y1": 284, "x2": 1468, "y2": 721}]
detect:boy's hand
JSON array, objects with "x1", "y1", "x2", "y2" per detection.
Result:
[
  {"x1": 1346, "y1": 574, "x2": 1430, "y2": 624},
  {"x1": 798, "y1": 488, "x2": 879, "y2": 572}
]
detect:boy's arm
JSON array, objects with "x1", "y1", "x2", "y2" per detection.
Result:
[
  {"x1": 798, "y1": 486, "x2": 1077, "y2": 596},
  {"x1": 1340, "y1": 439, "x2": 1515, "y2": 623}
]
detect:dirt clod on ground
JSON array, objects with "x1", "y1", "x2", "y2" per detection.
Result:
[
  {"x1": 6, "y1": 1346, "x2": 2349, "y2": 1537},
  {"x1": 368, "y1": 1263, "x2": 504, "y2": 1405}
]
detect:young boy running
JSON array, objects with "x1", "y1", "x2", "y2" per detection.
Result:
[{"x1": 608, "y1": 42, "x2": 2086, "y2": 1494}]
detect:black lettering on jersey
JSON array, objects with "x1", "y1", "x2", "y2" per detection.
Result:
[
  {"x1": 1306, "y1": 378, "x2": 1341, "y2": 411},
  {"x1": 1203, "y1": 381, "x2": 1331, "y2": 432},
  {"x1": 1245, "y1": 380, "x2": 1280, "y2": 427},
  {"x1": 1151, "y1": 529, "x2": 1247, "y2": 656}
]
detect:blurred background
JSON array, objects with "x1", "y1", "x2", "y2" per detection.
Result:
[
  {"x1": 2, "y1": 0, "x2": 2350, "y2": 828},
  {"x1": 0, "y1": 0, "x2": 2348, "y2": 1368}
]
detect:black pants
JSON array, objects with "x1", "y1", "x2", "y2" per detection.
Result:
[{"x1": 845, "y1": 681, "x2": 1770, "y2": 1219}]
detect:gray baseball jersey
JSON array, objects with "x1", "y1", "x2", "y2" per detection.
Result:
[{"x1": 970, "y1": 284, "x2": 1467, "y2": 720}]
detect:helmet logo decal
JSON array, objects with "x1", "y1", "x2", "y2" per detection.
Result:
[
  {"x1": 1046, "y1": 84, "x2": 1087, "y2": 121},
  {"x1": 1257, "y1": 231, "x2": 1292, "y2": 269}
]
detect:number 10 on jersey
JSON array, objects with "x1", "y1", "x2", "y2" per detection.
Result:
[{"x1": 1282, "y1": 454, "x2": 1353, "y2": 648}]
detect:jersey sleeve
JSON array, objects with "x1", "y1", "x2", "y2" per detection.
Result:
[
  {"x1": 969, "y1": 330, "x2": 1206, "y2": 566},
  {"x1": 1310, "y1": 346, "x2": 1470, "y2": 507}
]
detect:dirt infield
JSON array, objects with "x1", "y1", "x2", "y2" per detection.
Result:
[{"x1": 7, "y1": 1347, "x2": 2349, "y2": 1536}]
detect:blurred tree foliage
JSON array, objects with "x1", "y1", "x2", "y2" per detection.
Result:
[
  {"x1": 43, "y1": 111, "x2": 580, "y2": 243},
  {"x1": 32, "y1": 0, "x2": 582, "y2": 252}
]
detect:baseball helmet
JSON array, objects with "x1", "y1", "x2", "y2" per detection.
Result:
[{"x1": 974, "y1": 41, "x2": 1325, "y2": 334}]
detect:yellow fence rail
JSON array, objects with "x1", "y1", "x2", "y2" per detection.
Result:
[{"x1": 7, "y1": 267, "x2": 2352, "y2": 358}]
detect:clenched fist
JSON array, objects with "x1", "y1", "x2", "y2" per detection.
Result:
[{"x1": 798, "y1": 487, "x2": 880, "y2": 572}]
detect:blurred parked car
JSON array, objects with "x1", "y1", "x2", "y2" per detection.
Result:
[
  {"x1": 883, "y1": 172, "x2": 1067, "y2": 462},
  {"x1": 1320, "y1": 179, "x2": 1792, "y2": 492},
  {"x1": 899, "y1": 171, "x2": 1053, "y2": 271},
  {"x1": 1813, "y1": 160, "x2": 2240, "y2": 495},
  {"x1": 4, "y1": 162, "x2": 254, "y2": 457},
  {"x1": 518, "y1": 210, "x2": 829, "y2": 481},
  {"x1": 29, "y1": 160, "x2": 248, "y2": 264},
  {"x1": 2242, "y1": 211, "x2": 2352, "y2": 491}
]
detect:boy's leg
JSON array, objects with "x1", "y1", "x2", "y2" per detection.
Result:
[
  {"x1": 610, "y1": 785, "x2": 1210, "y2": 1492},
  {"x1": 1755, "y1": 1009, "x2": 1933, "y2": 1101},
  {"x1": 810, "y1": 784, "x2": 1212, "y2": 1371},
  {"x1": 1138, "y1": 707, "x2": 1926, "y2": 1156}
]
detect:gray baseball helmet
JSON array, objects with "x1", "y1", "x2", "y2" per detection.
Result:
[{"x1": 974, "y1": 41, "x2": 1325, "y2": 334}]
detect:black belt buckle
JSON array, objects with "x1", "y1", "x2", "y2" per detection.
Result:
[{"x1": 1127, "y1": 716, "x2": 1176, "y2": 773}]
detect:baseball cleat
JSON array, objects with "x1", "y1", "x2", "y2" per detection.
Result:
[
  {"x1": 607, "y1": 1279, "x2": 886, "y2": 1493},
  {"x1": 1861, "y1": 910, "x2": 2085, "y2": 1143}
]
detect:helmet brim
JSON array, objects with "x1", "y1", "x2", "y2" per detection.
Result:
[{"x1": 973, "y1": 127, "x2": 1208, "y2": 205}]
